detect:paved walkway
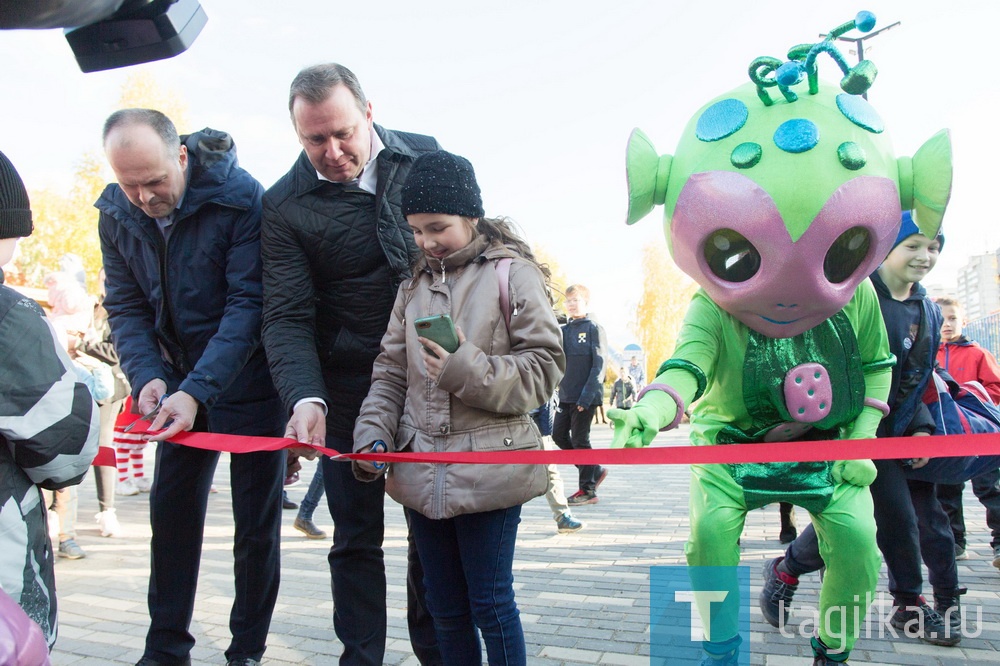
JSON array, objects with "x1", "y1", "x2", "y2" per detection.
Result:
[{"x1": 49, "y1": 425, "x2": 999, "y2": 665}]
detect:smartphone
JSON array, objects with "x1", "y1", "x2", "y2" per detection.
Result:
[{"x1": 414, "y1": 314, "x2": 460, "y2": 357}]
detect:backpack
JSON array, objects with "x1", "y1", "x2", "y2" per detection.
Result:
[
  {"x1": 924, "y1": 371, "x2": 1000, "y2": 437},
  {"x1": 903, "y1": 370, "x2": 1000, "y2": 484}
]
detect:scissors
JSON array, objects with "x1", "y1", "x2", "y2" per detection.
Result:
[{"x1": 123, "y1": 394, "x2": 168, "y2": 433}]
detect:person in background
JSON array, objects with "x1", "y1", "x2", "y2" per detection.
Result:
[
  {"x1": 609, "y1": 367, "x2": 636, "y2": 410},
  {"x1": 293, "y1": 463, "x2": 328, "y2": 539},
  {"x1": 530, "y1": 395, "x2": 584, "y2": 534},
  {"x1": 78, "y1": 267, "x2": 129, "y2": 537},
  {"x1": 627, "y1": 355, "x2": 645, "y2": 391},
  {"x1": 553, "y1": 284, "x2": 608, "y2": 505},
  {"x1": 935, "y1": 296, "x2": 1000, "y2": 568},
  {"x1": 0, "y1": 149, "x2": 99, "y2": 649}
]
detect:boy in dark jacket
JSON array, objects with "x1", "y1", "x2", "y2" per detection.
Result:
[
  {"x1": 762, "y1": 211, "x2": 964, "y2": 647},
  {"x1": 553, "y1": 284, "x2": 609, "y2": 504},
  {"x1": 935, "y1": 297, "x2": 1000, "y2": 567}
]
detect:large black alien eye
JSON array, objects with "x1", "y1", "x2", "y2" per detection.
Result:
[
  {"x1": 824, "y1": 227, "x2": 871, "y2": 283},
  {"x1": 704, "y1": 229, "x2": 761, "y2": 282}
]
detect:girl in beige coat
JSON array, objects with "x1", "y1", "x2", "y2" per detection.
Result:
[{"x1": 354, "y1": 151, "x2": 564, "y2": 665}]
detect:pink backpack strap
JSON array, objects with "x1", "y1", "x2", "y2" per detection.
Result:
[{"x1": 495, "y1": 258, "x2": 513, "y2": 332}]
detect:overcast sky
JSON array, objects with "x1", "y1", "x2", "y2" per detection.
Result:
[{"x1": 2, "y1": 0, "x2": 997, "y2": 347}]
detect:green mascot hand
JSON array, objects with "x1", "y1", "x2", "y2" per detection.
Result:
[
  {"x1": 608, "y1": 390, "x2": 677, "y2": 449},
  {"x1": 832, "y1": 459, "x2": 877, "y2": 487}
]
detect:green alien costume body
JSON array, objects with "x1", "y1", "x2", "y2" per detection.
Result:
[
  {"x1": 654, "y1": 282, "x2": 891, "y2": 652},
  {"x1": 614, "y1": 11, "x2": 953, "y2": 660}
]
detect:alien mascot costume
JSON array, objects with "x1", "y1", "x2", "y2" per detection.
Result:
[{"x1": 609, "y1": 12, "x2": 952, "y2": 665}]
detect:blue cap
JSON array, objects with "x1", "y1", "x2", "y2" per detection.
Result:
[{"x1": 893, "y1": 210, "x2": 944, "y2": 252}]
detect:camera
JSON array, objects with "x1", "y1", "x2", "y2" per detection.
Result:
[{"x1": 64, "y1": 0, "x2": 207, "y2": 73}]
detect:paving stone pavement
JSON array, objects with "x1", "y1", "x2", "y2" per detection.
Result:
[{"x1": 49, "y1": 424, "x2": 999, "y2": 665}]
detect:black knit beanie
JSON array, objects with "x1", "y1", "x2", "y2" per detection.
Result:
[
  {"x1": 401, "y1": 150, "x2": 484, "y2": 218},
  {"x1": 0, "y1": 151, "x2": 33, "y2": 239}
]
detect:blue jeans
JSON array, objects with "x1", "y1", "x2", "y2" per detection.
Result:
[
  {"x1": 297, "y1": 461, "x2": 325, "y2": 521},
  {"x1": 408, "y1": 505, "x2": 526, "y2": 666}
]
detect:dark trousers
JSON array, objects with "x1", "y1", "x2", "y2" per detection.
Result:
[
  {"x1": 144, "y1": 442, "x2": 284, "y2": 663},
  {"x1": 552, "y1": 402, "x2": 602, "y2": 492},
  {"x1": 322, "y1": 436, "x2": 440, "y2": 666},
  {"x1": 408, "y1": 506, "x2": 526, "y2": 666},
  {"x1": 937, "y1": 467, "x2": 1000, "y2": 550},
  {"x1": 784, "y1": 459, "x2": 958, "y2": 605}
]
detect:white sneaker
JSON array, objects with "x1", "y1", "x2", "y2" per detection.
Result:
[
  {"x1": 95, "y1": 509, "x2": 121, "y2": 537},
  {"x1": 134, "y1": 477, "x2": 152, "y2": 493},
  {"x1": 116, "y1": 478, "x2": 139, "y2": 496}
]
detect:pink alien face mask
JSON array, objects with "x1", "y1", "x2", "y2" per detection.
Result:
[{"x1": 669, "y1": 171, "x2": 900, "y2": 338}]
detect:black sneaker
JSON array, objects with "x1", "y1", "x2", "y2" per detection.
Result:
[
  {"x1": 759, "y1": 557, "x2": 798, "y2": 628},
  {"x1": 993, "y1": 545, "x2": 1000, "y2": 569},
  {"x1": 567, "y1": 489, "x2": 598, "y2": 505},
  {"x1": 890, "y1": 598, "x2": 960, "y2": 646},
  {"x1": 934, "y1": 587, "x2": 968, "y2": 634}
]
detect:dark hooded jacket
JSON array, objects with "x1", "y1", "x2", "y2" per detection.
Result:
[
  {"x1": 871, "y1": 270, "x2": 939, "y2": 437},
  {"x1": 95, "y1": 128, "x2": 279, "y2": 432},
  {"x1": 261, "y1": 125, "x2": 441, "y2": 438}
]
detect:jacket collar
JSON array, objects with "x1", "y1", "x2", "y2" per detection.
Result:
[{"x1": 416, "y1": 234, "x2": 492, "y2": 277}]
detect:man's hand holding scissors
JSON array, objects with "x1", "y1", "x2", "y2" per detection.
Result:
[{"x1": 132, "y1": 378, "x2": 199, "y2": 442}]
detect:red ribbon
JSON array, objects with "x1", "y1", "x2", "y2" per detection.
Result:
[
  {"x1": 92, "y1": 445, "x2": 116, "y2": 467},
  {"x1": 119, "y1": 415, "x2": 1000, "y2": 466}
]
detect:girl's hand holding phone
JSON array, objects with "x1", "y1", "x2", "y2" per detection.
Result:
[{"x1": 419, "y1": 326, "x2": 465, "y2": 381}]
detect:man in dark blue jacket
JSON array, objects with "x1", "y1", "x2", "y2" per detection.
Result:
[
  {"x1": 96, "y1": 109, "x2": 285, "y2": 666},
  {"x1": 261, "y1": 63, "x2": 441, "y2": 666}
]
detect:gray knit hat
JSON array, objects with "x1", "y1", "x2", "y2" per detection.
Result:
[
  {"x1": 401, "y1": 150, "x2": 484, "y2": 218},
  {"x1": 0, "y1": 151, "x2": 33, "y2": 239}
]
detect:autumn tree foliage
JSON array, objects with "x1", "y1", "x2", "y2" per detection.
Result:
[
  {"x1": 630, "y1": 241, "x2": 698, "y2": 382},
  {"x1": 13, "y1": 73, "x2": 189, "y2": 291}
]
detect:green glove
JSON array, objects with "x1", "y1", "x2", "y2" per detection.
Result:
[
  {"x1": 832, "y1": 459, "x2": 877, "y2": 487},
  {"x1": 609, "y1": 390, "x2": 677, "y2": 449}
]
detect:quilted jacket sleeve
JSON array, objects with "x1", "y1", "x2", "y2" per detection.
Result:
[{"x1": 261, "y1": 195, "x2": 330, "y2": 414}]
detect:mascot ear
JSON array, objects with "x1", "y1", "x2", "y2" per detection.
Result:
[
  {"x1": 626, "y1": 128, "x2": 672, "y2": 225},
  {"x1": 897, "y1": 129, "x2": 952, "y2": 238}
]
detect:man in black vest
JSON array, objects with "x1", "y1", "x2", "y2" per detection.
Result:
[{"x1": 261, "y1": 63, "x2": 441, "y2": 666}]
